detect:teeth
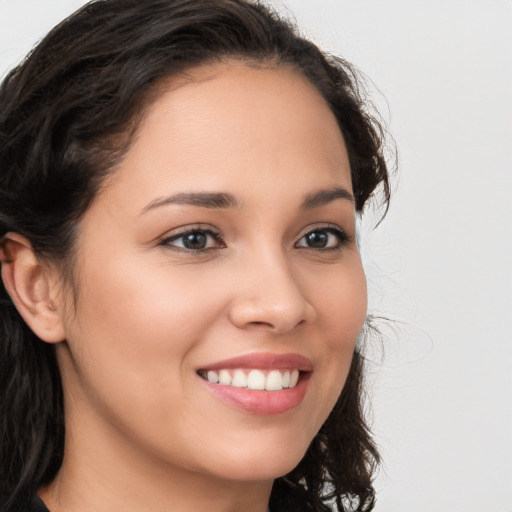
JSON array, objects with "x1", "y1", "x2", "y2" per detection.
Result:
[
  {"x1": 207, "y1": 370, "x2": 219, "y2": 383},
  {"x1": 289, "y1": 369, "x2": 299, "y2": 388},
  {"x1": 247, "y1": 369, "x2": 265, "y2": 390},
  {"x1": 231, "y1": 369, "x2": 247, "y2": 387},
  {"x1": 265, "y1": 370, "x2": 283, "y2": 391},
  {"x1": 218, "y1": 369, "x2": 232, "y2": 385},
  {"x1": 200, "y1": 368, "x2": 301, "y2": 391}
]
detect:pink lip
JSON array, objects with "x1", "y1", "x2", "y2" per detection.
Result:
[
  {"x1": 197, "y1": 352, "x2": 313, "y2": 415},
  {"x1": 199, "y1": 374, "x2": 311, "y2": 415},
  {"x1": 198, "y1": 352, "x2": 313, "y2": 372}
]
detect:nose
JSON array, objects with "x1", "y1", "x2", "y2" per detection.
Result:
[{"x1": 228, "y1": 251, "x2": 317, "y2": 334}]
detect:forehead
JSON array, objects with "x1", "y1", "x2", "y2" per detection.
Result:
[{"x1": 98, "y1": 61, "x2": 351, "y2": 211}]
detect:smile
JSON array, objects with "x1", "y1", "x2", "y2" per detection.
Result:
[
  {"x1": 197, "y1": 368, "x2": 300, "y2": 391},
  {"x1": 197, "y1": 352, "x2": 313, "y2": 414}
]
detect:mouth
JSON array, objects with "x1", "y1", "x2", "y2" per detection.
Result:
[
  {"x1": 197, "y1": 368, "x2": 301, "y2": 391},
  {"x1": 196, "y1": 352, "x2": 312, "y2": 415}
]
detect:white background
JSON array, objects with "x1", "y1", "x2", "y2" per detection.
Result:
[{"x1": 1, "y1": 1, "x2": 511, "y2": 511}]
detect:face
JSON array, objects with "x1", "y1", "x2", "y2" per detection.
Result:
[{"x1": 54, "y1": 62, "x2": 367, "y2": 484}]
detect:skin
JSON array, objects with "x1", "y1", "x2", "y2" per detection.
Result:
[{"x1": 13, "y1": 62, "x2": 368, "y2": 511}]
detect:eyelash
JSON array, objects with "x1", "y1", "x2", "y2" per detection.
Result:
[
  {"x1": 158, "y1": 225, "x2": 349, "y2": 253},
  {"x1": 158, "y1": 228, "x2": 224, "y2": 253}
]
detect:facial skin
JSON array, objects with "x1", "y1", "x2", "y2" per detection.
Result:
[{"x1": 39, "y1": 62, "x2": 367, "y2": 511}]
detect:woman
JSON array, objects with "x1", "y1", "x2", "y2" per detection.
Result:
[{"x1": 0, "y1": 1, "x2": 390, "y2": 511}]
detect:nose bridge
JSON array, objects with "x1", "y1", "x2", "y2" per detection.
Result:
[{"x1": 229, "y1": 242, "x2": 316, "y2": 333}]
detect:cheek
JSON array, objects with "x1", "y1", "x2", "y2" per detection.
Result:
[
  {"x1": 62, "y1": 255, "x2": 227, "y2": 411},
  {"x1": 292, "y1": 256, "x2": 367, "y2": 438},
  {"x1": 309, "y1": 256, "x2": 367, "y2": 350},
  {"x1": 58, "y1": 255, "x2": 239, "y2": 471}
]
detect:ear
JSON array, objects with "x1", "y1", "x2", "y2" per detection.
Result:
[{"x1": 1, "y1": 233, "x2": 66, "y2": 343}]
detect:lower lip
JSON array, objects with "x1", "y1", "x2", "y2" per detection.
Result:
[{"x1": 199, "y1": 373, "x2": 311, "y2": 415}]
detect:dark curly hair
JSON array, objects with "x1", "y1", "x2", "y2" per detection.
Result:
[{"x1": 0, "y1": 1, "x2": 390, "y2": 510}]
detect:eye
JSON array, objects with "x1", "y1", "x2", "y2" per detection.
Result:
[
  {"x1": 159, "y1": 228, "x2": 224, "y2": 252},
  {"x1": 295, "y1": 227, "x2": 348, "y2": 250}
]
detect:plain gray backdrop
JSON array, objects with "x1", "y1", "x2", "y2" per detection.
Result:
[{"x1": 1, "y1": 1, "x2": 511, "y2": 510}]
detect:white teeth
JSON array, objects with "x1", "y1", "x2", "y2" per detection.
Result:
[
  {"x1": 200, "y1": 368, "x2": 301, "y2": 391},
  {"x1": 265, "y1": 370, "x2": 283, "y2": 391},
  {"x1": 207, "y1": 370, "x2": 219, "y2": 383},
  {"x1": 231, "y1": 369, "x2": 247, "y2": 387},
  {"x1": 218, "y1": 369, "x2": 232, "y2": 385},
  {"x1": 247, "y1": 369, "x2": 265, "y2": 390}
]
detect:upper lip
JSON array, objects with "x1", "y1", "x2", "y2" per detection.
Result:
[{"x1": 198, "y1": 352, "x2": 313, "y2": 372}]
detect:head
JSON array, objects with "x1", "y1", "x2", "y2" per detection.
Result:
[{"x1": 0, "y1": 1, "x2": 389, "y2": 511}]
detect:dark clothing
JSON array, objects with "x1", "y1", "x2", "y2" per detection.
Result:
[
  {"x1": 13, "y1": 479, "x2": 310, "y2": 512},
  {"x1": 269, "y1": 478, "x2": 311, "y2": 511}
]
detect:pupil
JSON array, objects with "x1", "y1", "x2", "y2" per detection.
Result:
[
  {"x1": 184, "y1": 232, "x2": 207, "y2": 249},
  {"x1": 307, "y1": 231, "x2": 328, "y2": 248}
]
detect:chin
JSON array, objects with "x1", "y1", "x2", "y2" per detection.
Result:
[{"x1": 200, "y1": 438, "x2": 309, "y2": 482}]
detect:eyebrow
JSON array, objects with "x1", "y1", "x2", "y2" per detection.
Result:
[
  {"x1": 142, "y1": 192, "x2": 239, "y2": 212},
  {"x1": 141, "y1": 186, "x2": 353, "y2": 214},
  {"x1": 301, "y1": 187, "x2": 354, "y2": 209}
]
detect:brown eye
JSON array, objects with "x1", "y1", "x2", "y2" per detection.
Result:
[
  {"x1": 296, "y1": 227, "x2": 347, "y2": 250},
  {"x1": 181, "y1": 232, "x2": 208, "y2": 250},
  {"x1": 304, "y1": 231, "x2": 329, "y2": 248},
  {"x1": 160, "y1": 229, "x2": 224, "y2": 252}
]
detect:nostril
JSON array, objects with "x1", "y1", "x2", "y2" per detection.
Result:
[{"x1": 247, "y1": 321, "x2": 274, "y2": 329}]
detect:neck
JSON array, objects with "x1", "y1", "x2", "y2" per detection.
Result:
[{"x1": 39, "y1": 406, "x2": 273, "y2": 512}]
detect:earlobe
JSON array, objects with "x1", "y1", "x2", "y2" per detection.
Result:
[{"x1": 1, "y1": 233, "x2": 66, "y2": 343}]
